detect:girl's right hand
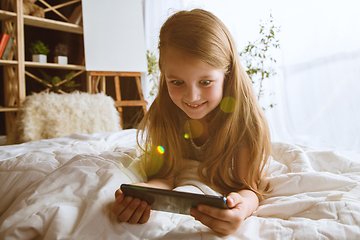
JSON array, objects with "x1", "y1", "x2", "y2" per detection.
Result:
[{"x1": 112, "y1": 188, "x2": 151, "y2": 224}]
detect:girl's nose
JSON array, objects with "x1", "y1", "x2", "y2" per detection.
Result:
[{"x1": 185, "y1": 86, "x2": 201, "y2": 102}]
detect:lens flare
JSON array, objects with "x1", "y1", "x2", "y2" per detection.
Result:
[
  {"x1": 156, "y1": 145, "x2": 165, "y2": 154},
  {"x1": 220, "y1": 96, "x2": 237, "y2": 113},
  {"x1": 145, "y1": 144, "x2": 164, "y2": 177},
  {"x1": 184, "y1": 119, "x2": 203, "y2": 138},
  {"x1": 184, "y1": 133, "x2": 190, "y2": 139}
]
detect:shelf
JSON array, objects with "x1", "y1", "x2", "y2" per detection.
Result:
[
  {"x1": 0, "y1": 106, "x2": 19, "y2": 112},
  {"x1": 0, "y1": 9, "x2": 16, "y2": 20},
  {"x1": 0, "y1": 59, "x2": 18, "y2": 66},
  {"x1": 25, "y1": 61, "x2": 85, "y2": 70},
  {"x1": 0, "y1": 60, "x2": 85, "y2": 70},
  {"x1": 1, "y1": 0, "x2": 86, "y2": 135},
  {"x1": 24, "y1": 15, "x2": 83, "y2": 34},
  {"x1": 0, "y1": 10, "x2": 83, "y2": 34}
]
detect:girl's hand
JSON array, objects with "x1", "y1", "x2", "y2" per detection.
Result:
[
  {"x1": 112, "y1": 188, "x2": 151, "y2": 224},
  {"x1": 190, "y1": 192, "x2": 248, "y2": 236},
  {"x1": 112, "y1": 179, "x2": 174, "y2": 224}
]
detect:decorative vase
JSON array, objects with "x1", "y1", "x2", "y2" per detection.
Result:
[
  {"x1": 32, "y1": 54, "x2": 47, "y2": 63},
  {"x1": 54, "y1": 56, "x2": 68, "y2": 65}
]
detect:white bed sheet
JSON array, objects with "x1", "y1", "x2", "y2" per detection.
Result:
[{"x1": 0, "y1": 129, "x2": 359, "y2": 239}]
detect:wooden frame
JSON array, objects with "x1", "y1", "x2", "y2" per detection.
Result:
[{"x1": 87, "y1": 71, "x2": 148, "y2": 128}]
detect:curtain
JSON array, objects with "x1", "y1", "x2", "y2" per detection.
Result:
[
  {"x1": 142, "y1": 0, "x2": 360, "y2": 152},
  {"x1": 142, "y1": 0, "x2": 186, "y2": 103}
]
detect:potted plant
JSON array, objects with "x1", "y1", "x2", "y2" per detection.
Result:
[
  {"x1": 239, "y1": 13, "x2": 280, "y2": 111},
  {"x1": 29, "y1": 40, "x2": 50, "y2": 63},
  {"x1": 54, "y1": 43, "x2": 68, "y2": 65},
  {"x1": 147, "y1": 50, "x2": 160, "y2": 98}
]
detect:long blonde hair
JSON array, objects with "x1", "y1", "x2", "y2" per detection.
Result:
[{"x1": 137, "y1": 9, "x2": 271, "y2": 197}]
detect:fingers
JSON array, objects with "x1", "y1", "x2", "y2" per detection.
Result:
[
  {"x1": 114, "y1": 188, "x2": 123, "y2": 200},
  {"x1": 227, "y1": 192, "x2": 244, "y2": 208},
  {"x1": 112, "y1": 188, "x2": 151, "y2": 224},
  {"x1": 191, "y1": 205, "x2": 230, "y2": 222},
  {"x1": 190, "y1": 192, "x2": 243, "y2": 222},
  {"x1": 117, "y1": 197, "x2": 151, "y2": 224},
  {"x1": 112, "y1": 189, "x2": 126, "y2": 215},
  {"x1": 190, "y1": 192, "x2": 246, "y2": 236},
  {"x1": 138, "y1": 205, "x2": 151, "y2": 224},
  {"x1": 125, "y1": 198, "x2": 150, "y2": 224},
  {"x1": 190, "y1": 207, "x2": 232, "y2": 236},
  {"x1": 117, "y1": 197, "x2": 140, "y2": 222}
]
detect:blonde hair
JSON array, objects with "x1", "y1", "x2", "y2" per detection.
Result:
[{"x1": 137, "y1": 9, "x2": 271, "y2": 197}]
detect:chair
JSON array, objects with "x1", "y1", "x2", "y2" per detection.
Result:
[{"x1": 6, "y1": 91, "x2": 121, "y2": 144}]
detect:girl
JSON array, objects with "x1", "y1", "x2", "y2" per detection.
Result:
[{"x1": 112, "y1": 9, "x2": 271, "y2": 236}]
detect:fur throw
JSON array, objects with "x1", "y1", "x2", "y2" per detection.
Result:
[{"x1": 7, "y1": 92, "x2": 121, "y2": 144}]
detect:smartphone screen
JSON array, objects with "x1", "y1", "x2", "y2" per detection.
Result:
[{"x1": 121, "y1": 184, "x2": 228, "y2": 215}]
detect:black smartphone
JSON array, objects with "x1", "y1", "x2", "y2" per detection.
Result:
[{"x1": 120, "y1": 184, "x2": 228, "y2": 215}]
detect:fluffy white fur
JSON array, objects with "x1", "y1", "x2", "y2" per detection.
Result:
[{"x1": 7, "y1": 92, "x2": 121, "y2": 144}]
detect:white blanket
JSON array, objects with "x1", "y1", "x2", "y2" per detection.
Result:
[{"x1": 0, "y1": 129, "x2": 359, "y2": 239}]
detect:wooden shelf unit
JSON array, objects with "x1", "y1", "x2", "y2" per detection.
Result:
[{"x1": 0, "y1": 0, "x2": 85, "y2": 135}]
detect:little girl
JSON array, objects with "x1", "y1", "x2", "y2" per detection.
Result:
[{"x1": 112, "y1": 9, "x2": 271, "y2": 236}]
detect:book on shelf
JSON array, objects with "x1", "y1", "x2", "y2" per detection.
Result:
[
  {"x1": 68, "y1": 4, "x2": 82, "y2": 25},
  {"x1": 0, "y1": 33, "x2": 10, "y2": 58},
  {"x1": 1, "y1": 37, "x2": 14, "y2": 60}
]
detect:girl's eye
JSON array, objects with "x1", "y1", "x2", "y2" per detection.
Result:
[
  {"x1": 170, "y1": 80, "x2": 184, "y2": 86},
  {"x1": 199, "y1": 80, "x2": 212, "y2": 86}
]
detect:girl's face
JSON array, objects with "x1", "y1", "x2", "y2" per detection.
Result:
[{"x1": 163, "y1": 48, "x2": 225, "y2": 120}]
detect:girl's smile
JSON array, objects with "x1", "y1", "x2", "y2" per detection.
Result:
[
  {"x1": 163, "y1": 48, "x2": 225, "y2": 120},
  {"x1": 185, "y1": 102, "x2": 206, "y2": 108}
]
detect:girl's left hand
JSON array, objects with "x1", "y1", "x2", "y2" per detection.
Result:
[{"x1": 190, "y1": 192, "x2": 247, "y2": 236}]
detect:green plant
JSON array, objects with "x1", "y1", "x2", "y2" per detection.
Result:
[
  {"x1": 29, "y1": 40, "x2": 50, "y2": 55},
  {"x1": 39, "y1": 70, "x2": 80, "y2": 93},
  {"x1": 147, "y1": 50, "x2": 160, "y2": 97},
  {"x1": 239, "y1": 13, "x2": 280, "y2": 110},
  {"x1": 54, "y1": 43, "x2": 68, "y2": 56}
]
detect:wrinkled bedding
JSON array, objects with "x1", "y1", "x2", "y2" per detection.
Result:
[{"x1": 0, "y1": 129, "x2": 359, "y2": 239}]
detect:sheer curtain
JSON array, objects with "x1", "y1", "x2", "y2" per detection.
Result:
[
  {"x1": 142, "y1": 0, "x2": 186, "y2": 103},
  {"x1": 142, "y1": 0, "x2": 360, "y2": 152}
]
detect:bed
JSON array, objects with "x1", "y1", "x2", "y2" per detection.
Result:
[{"x1": 1, "y1": 129, "x2": 359, "y2": 239}]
